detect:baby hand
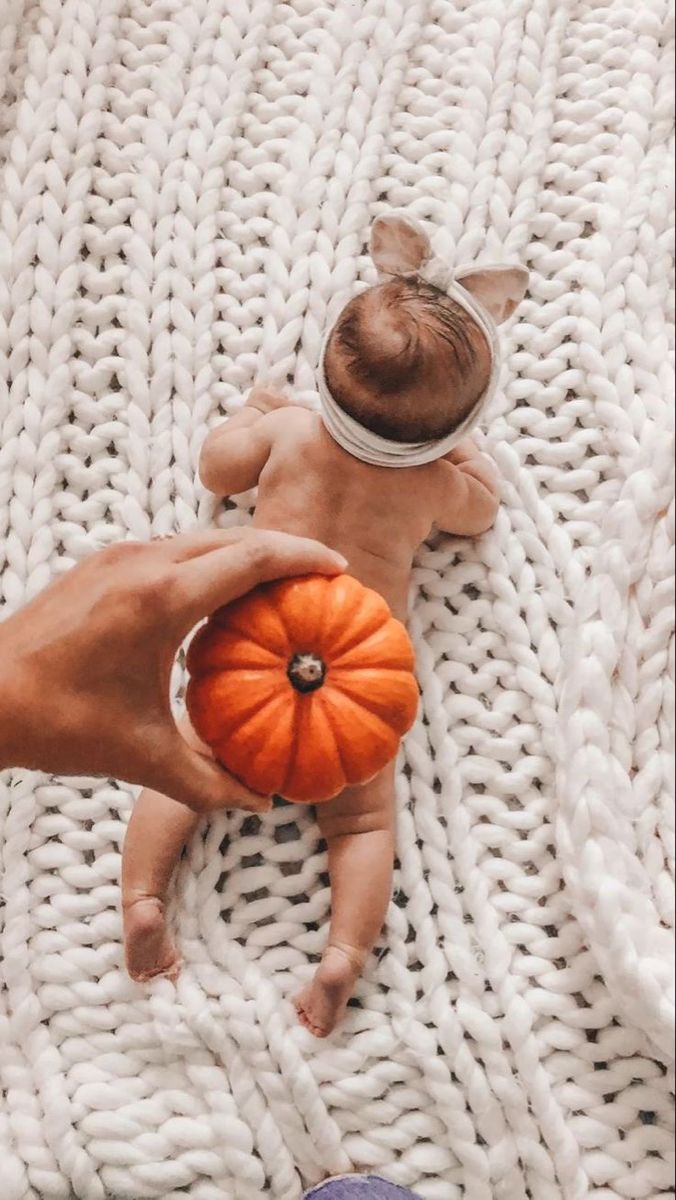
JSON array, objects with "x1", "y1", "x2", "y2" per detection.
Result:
[
  {"x1": 443, "y1": 436, "x2": 483, "y2": 465},
  {"x1": 246, "y1": 384, "x2": 293, "y2": 415}
]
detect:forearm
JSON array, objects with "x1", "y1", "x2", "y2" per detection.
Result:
[
  {"x1": 0, "y1": 686, "x2": 19, "y2": 770},
  {"x1": 206, "y1": 407, "x2": 264, "y2": 441},
  {"x1": 444, "y1": 438, "x2": 498, "y2": 487},
  {"x1": 201, "y1": 383, "x2": 285, "y2": 456},
  {"x1": 0, "y1": 622, "x2": 36, "y2": 770},
  {"x1": 455, "y1": 455, "x2": 499, "y2": 498},
  {"x1": 436, "y1": 438, "x2": 500, "y2": 535},
  {"x1": 0, "y1": 636, "x2": 83, "y2": 775},
  {"x1": 199, "y1": 407, "x2": 270, "y2": 496},
  {"x1": 200, "y1": 405, "x2": 262, "y2": 464}
]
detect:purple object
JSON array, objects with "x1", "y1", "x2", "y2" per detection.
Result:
[{"x1": 304, "y1": 1177, "x2": 422, "y2": 1200}]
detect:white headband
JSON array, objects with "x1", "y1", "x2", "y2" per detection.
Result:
[{"x1": 318, "y1": 248, "x2": 503, "y2": 469}]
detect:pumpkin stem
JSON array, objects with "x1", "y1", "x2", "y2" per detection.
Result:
[{"x1": 288, "y1": 652, "x2": 326, "y2": 694}]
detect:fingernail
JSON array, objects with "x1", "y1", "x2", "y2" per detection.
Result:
[{"x1": 332, "y1": 554, "x2": 349, "y2": 570}]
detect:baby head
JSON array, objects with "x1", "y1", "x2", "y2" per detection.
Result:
[
  {"x1": 322, "y1": 214, "x2": 528, "y2": 452},
  {"x1": 324, "y1": 276, "x2": 493, "y2": 443}
]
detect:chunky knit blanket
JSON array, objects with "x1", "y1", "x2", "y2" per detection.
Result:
[{"x1": 1, "y1": 2, "x2": 674, "y2": 1198}]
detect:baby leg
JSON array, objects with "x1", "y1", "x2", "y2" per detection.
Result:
[
  {"x1": 294, "y1": 764, "x2": 395, "y2": 1037},
  {"x1": 122, "y1": 786, "x2": 199, "y2": 982},
  {"x1": 122, "y1": 715, "x2": 272, "y2": 981},
  {"x1": 122, "y1": 717, "x2": 218, "y2": 981}
]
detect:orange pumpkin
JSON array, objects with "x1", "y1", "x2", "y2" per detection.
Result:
[{"x1": 186, "y1": 573, "x2": 418, "y2": 804}]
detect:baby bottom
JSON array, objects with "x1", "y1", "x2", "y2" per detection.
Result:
[{"x1": 121, "y1": 728, "x2": 395, "y2": 1038}]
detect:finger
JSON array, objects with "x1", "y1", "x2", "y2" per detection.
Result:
[
  {"x1": 148, "y1": 730, "x2": 272, "y2": 814},
  {"x1": 154, "y1": 528, "x2": 244, "y2": 564},
  {"x1": 172, "y1": 530, "x2": 348, "y2": 630}
]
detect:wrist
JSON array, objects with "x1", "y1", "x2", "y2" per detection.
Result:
[
  {"x1": 443, "y1": 437, "x2": 480, "y2": 465},
  {"x1": 0, "y1": 624, "x2": 23, "y2": 768},
  {"x1": 238, "y1": 404, "x2": 268, "y2": 422},
  {"x1": 0, "y1": 619, "x2": 44, "y2": 771},
  {"x1": 245, "y1": 385, "x2": 289, "y2": 416}
]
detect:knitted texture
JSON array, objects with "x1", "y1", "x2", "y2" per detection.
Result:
[{"x1": 0, "y1": 2, "x2": 674, "y2": 1199}]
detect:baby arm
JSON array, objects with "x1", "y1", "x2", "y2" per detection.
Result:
[
  {"x1": 294, "y1": 765, "x2": 395, "y2": 1037},
  {"x1": 434, "y1": 437, "x2": 500, "y2": 535},
  {"x1": 199, "y1": 386, "x2": 291, "y2": 496}
]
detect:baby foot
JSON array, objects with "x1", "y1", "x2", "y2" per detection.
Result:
[
  {"x1": 294, "y1": 946, "x2": 362, "y2": 1038},
  {"x1": 123, "y1": 896, "x2": 180, "y2": 984}
]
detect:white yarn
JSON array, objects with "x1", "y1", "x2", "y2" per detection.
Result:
[{"x1": 0, "y1": 2, "x2": 674, "y2": 1199}]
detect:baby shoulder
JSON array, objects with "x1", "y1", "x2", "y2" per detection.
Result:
[{"x1": 266, "y1": 405, "x2": 320, "y2": 441}]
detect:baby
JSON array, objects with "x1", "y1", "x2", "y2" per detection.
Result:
[{"x1": 121, "y1": 213, "x2": 528, "y2": 1037}]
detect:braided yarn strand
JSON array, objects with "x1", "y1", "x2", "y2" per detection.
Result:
[{"x1": 1, "y1": 1, "x2": 674, "y2": 1197}]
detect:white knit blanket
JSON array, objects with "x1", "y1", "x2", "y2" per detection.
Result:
[{"x1": 1, "y1": 2, "x2": 674, "y2": 1198}]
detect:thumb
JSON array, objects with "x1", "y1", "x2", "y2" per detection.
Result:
[{"x1": 148, "y1": 729, "x2": 272, "y2": 815}]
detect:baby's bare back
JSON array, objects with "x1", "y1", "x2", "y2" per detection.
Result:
[{"x1": 252, "y1": 409, "x2": 437, "y2": 618}]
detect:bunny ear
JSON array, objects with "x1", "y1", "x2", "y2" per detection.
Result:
[
  {"x1": 454, "y1": 264, "x2": 529, "y2": 324},
  {"x1": 370, "y1": 212, "x2": 432, "y2": 278}
]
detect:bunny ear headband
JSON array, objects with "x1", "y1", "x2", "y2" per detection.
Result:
[{"x1": 318, "y1": 212, "x2": 529, "y2": 468}]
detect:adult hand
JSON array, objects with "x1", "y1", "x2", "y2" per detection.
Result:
[{"x1": 0, "y1": 528, "x2": 347, "y2": 811}]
